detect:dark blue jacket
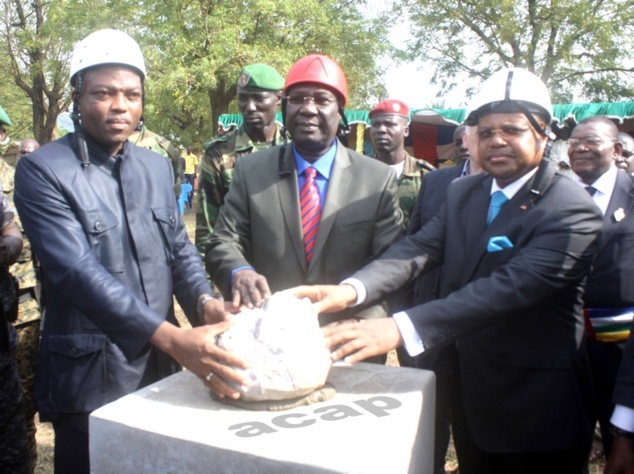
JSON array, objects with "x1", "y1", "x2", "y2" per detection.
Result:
[{"x1": 14, "y1": 134, "x2": 211, "y2": 420}]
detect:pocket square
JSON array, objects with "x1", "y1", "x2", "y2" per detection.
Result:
[{"x1": 487, "y1": 236, "x2": 514, "y2": 252}]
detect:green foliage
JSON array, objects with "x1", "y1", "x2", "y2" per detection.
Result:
[
  {"x1": 138, "y1": 0, "x2": 390, "y2": 146},
  {"x1": 398, "y1": 0, "x2": 634, "y2": 103},
  {"x1": 0, "y1": 0, "x2": 391, "y2": 146}
]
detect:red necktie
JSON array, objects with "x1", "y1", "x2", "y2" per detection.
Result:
[{"x1": 300, "y1": 167, "x2": 321, "y2": 263}]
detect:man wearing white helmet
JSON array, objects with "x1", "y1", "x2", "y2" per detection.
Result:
[
  {"x1": 14, "y1": 29, "x2": 247, "y2": 473},
  {"x1": 292, "y1": 68, "x2": 603, "y2": 472}
]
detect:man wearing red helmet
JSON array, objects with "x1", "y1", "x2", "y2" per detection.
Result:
[
  {"x1": 206, "y1": 54, "x2": 402, "y2": 328},
  {"x1": 369, "y1": 99, "x2": 434, "y2": 230}
]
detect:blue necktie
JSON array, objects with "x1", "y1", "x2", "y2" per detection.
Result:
[{"x1": 487, "y1": 191, "x2": 509, "y2": 226}]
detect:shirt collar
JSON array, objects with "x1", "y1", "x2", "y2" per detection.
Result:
[
  {"x1": 574, "y1": 164, "x2": 618, "y2": 196},
  {"x1": 491, "y1": 167, "x2": 538, "y2": 200},
  {"x1": 293, "y1": 140, "x2": 337, "y2": 179}
]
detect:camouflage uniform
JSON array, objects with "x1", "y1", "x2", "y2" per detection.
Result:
[
  {"x1": 0, "y1": 182, "x2": 29, "y2": 473},
  {"x1": 129, "y1": 125, "x2": 183, "y2": 197},
  {"x1": 395, "y1": 152, "x2": 435, "y2": 231},
  {"x1": 195, "y1": 124, "x2": 284, "y2": 259},
  {"x1": 1, "y1": 159, "x2": 40, "y2": 473}
]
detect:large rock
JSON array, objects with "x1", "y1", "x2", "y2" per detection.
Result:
[{"x1": 216, "y1": 292, "x2": 332, "y2": 401}]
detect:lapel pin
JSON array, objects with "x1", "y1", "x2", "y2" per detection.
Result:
[{"x1": 613, "y1": 208, "x2": 625, "y2": 222}]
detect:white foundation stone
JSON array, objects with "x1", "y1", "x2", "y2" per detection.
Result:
[{"x1": 89, "y1": 363, "x2": 436, "y2": 474}]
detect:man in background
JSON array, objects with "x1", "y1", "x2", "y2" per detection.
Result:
[
  {"x1": 130, "y1": 124, "x2": 183, "y2": 197},
  {"x1": 0, "y1": 104, "x2": 29, "y2": 473},
  {"x1": 196, "y1": 63, "x2": 285, "y2": 261},
  {"x1": 616, "y1": 132, "x2": 634, "y2": 175},
  {"x1": 369, "y1": 99, "x2": 434, "y2": 230},
  {"x1": 1, "y1": 135, "x2": 41, "y2": 473},
  {"x1": 19, "y1": 139, "x2": 40, "y2": 159},
  {"x1": 206, "y1": 55, "x2": 402, "y2": 334},
  {"x1": 568, "y1": 116, "x2": 634, "y2": 460}
]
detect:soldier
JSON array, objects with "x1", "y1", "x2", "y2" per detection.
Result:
[
  {"x1": 195, "y1": 63, "x2": 285, "y2": 261},
  {"x1": 369, "y1": 99, "x2": 434, "y2": 230},
  {"x1": 0, "y1": 104, "x2": 29, "y2": 473},
  {"x1": 129, "y1": 124, "x2": 183, "y2": 196},
  {"x1": 1, "y1": 139, "x2": 41, "y2": 473}
]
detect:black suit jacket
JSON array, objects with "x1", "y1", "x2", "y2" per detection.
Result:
[
  {"x1": 407, "y1": 165, "x2": 463, "y2": 305},
  {"x1": 584, "y1": 171, "x2": 634, "y2": 307},
  {"x1": 353, "y1": 160, "x2": 603, "y2": 453}
]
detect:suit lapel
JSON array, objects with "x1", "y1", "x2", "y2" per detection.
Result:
[
  {"x1": 598, "y1": 171, "x2": 634, "y2": 250},
  {"x1": 276, "y1": 145, "x2": 307, "y2": 270},
  {"x1": 459, "y1": 161, "x2": 555, "y2": 285},
  {"x1": 460, "y1": 176, "x2": 494, "y2": 285},
  {"x1": 310, "y1": 142, "x2": 351, "y2": 267}
]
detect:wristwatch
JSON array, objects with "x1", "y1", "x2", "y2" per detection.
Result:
[
  {"x1": 609, "y1": 424, "x2": 634, "y2": 440},
  {"x1": 196, "y1": 295, "x2": 215, "y2": 321}
]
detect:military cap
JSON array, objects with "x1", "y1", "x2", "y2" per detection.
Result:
[
  {"x1": 0, "y1": 106, "x2": 12, "y2": 127},
  {"x1": 370, "y1": 99, "x2": 410, "y2": 120},
  {"x1": 237, "y1": 64, "x2": 284, "y2": 91}
]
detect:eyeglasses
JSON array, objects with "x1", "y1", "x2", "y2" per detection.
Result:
[
  {"x1": 622, "y1": 150, "x2": 633, "y2": 158},
  {"x1": 477, "y1": 126, "x2": 530, "y2": 140},
  {"x1": 568, "y1": 136, "x2": 612, "y2": 148},
  {"x1": 286, "y1": 95, "x2": 335, "y2": 107}
]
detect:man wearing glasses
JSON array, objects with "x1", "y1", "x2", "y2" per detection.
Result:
[
  {"x1": 206, "y1": 54, "x2": 402, "y2": 330},
  {"x1": 292, "y1": 69, "x2": 603, "y2": 472},
  {"x1": 568, "y1": 116, "x2": 634, "y2": 464}
]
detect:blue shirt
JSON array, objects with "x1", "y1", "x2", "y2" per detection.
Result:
[
  {"x1": 293, "y1": 140, "x2": 337, "y2": 207},
  {"x1": 231, "y1": 140, "x2": 338, "y2": 285}
]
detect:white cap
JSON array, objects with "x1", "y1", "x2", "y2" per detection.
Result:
[
  {"x1": 465, "y1": 68, "x2": 552, "y2": 126},
  {"x1": 69, "y1": 29, "x2": 146, "y2": 84}
]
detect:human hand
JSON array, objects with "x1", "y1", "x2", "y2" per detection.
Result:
[
  {"x1": 151, "y1": 320, "x2": 249, "y2": 399},
  {"x1": 322, "y1": 318, "x2": 402, "y2": 363},
  {"x1": 286, "y1": 284, "x2": 358, "y2": 314},
  {"x1": 232, "y1": 269, "x2": 271, "y2": 309},
  {"x1": 605, "y1": 437, "x2": 634, "y2": 474},
  {"x1": 202, "y1": 298, "x2": 240, "y2": 325}
]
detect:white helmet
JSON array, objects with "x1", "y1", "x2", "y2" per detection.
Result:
[
  {"x1": 69, "y1": 29, "x2": 146, "y2": 85},
  {"x1": 465, "y1": 68, "x2": 552, "y2": 135}
]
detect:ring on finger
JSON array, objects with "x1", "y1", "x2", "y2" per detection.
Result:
[{"x1": 205, "y1": 372, "x2": 214, "y2": 382}]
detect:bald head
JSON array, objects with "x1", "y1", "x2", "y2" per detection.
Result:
[
  {"x1": 617, "y1": 132, "x2": 634, "y2": 174},
  {"x1": 19, "y1": 138, "x2": 40, "y2": 157}
]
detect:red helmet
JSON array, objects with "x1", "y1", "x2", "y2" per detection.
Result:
[{"x1": 284, "y1": 54, "x2": 348, "y2": 105}]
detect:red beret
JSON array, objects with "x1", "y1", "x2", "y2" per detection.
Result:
[{"x1": 369, "y1": 99, "x2": 410, "y2": 119}]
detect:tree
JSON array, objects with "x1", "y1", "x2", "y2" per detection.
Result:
[
  {"x1": 137, "y1": 0, "x2": 390, "y2": 146},
  {"x1": 0, "y1": 0, "x2": 141, "y2": 144},
  {"x1": 399, "y1": 0, "x2": 634, "y2": 103}
]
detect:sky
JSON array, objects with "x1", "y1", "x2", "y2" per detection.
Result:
[{"x1": 376, "y1": 1, "x2": 474, "y2": 110}]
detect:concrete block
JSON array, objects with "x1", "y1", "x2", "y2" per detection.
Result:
[{"x1": 90, "y1": 362, "x2": 435, "y2": 474}]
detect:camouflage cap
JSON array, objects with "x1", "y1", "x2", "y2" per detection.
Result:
[
  {"x1": 237, "y1": 64, "x2": 284, "y2": 91},
  {"x1": 0, "y1": 106, "x2": 12, "y2": 127}
]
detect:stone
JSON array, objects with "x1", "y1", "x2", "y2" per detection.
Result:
[{"x1": 216, "y1": 292, "x2": 332, "y2": 401}]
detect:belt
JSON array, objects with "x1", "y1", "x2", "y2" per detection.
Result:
[{"x1": 584, "y1": 307, "x2": 633, "y2": 342}]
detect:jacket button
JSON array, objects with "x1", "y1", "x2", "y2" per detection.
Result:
[
  {"x1": 94, "y1": 221, "x2": 103, "y2": 231},
  {"x1": 170, "y1": 216, "x2": 175, "y2": 224}
]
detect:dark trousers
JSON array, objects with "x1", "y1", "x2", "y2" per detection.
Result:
[
  {"x1": 587, "y1": 338, "x2": 626, "y2": 457},
  {"x1": 53, "y1": 413, "x2": 90, "y2": 474},
  {"x1": 450, "y1": 367, "x2": 590, "y2": 474},
  {"x1": 398, "y1": 345, "x2": 457, "y2": 474}
]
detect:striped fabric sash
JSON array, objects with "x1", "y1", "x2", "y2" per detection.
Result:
[{"x1": 583, "y1": 307, "x2": 633, "y2": 342}]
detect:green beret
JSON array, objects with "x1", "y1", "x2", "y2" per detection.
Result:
[
  {"x1": 0, "y1": 106, "x2": 12, "y2": 127},
  {"x1": 237, "y1": 63, "x2": 284, "y2": 91}
]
